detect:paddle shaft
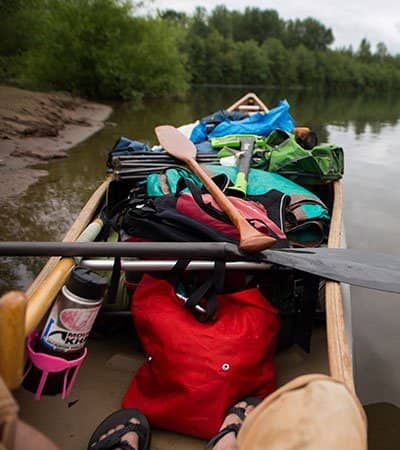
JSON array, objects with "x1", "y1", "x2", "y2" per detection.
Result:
[
  {"x1": 0, "y1": 241, "x2": 237, "y2": 259},
  {"x1": 2, "y1": 242, "x2": 400, "y2": 293}
]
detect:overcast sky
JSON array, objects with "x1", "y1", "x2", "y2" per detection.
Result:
[{"x1": 151, "y1": 0, "x2": 400, "y2": 55}]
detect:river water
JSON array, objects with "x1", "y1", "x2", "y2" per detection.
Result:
[{"x1": 1, "y1": 87, "x2": 400, "y2": 441}]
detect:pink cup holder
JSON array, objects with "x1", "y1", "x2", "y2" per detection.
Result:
[{"x1": 24, "y1": 331, "x2": 87, "y2": 400}]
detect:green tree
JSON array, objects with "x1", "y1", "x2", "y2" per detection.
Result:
[
  {"x1": 292, "y1": 45, "x2": 318, "y2": 86},
  {"x1": 18, "y1": 0, "x2": 188, "y2": 99},
  {"x1": 183, "y1": 34, "x2": 207, "y2": 83},
  {"x1": 232, "y1": 40, "x2": 267, "y2": 85},
  {"x1": 357, "y1": 38, "x2": 372, "y2": 61},
  {"x1": 375, "y1": 42, "x2": 389, "y2": 61},
  {"x1": 262, "y1": 38, "x2": 291, "y2": 86},
  {"x1": 0, "y1": 0, "x2": 46, "y2": 81},
  {"x1": 190, "y1": 7, "x2": 210, "y2": 38},
  {"x1": 208, "y1": 5, "x2": 233, "y2": 39},
  {"x1": 284, "y1": 18, "x2": 334, "y2": 51},
  {"x1": 231, "y1": 7, "x2": 285, "y2": 44},
  {"x1": 158, "y1": 9, "x2": 188, "y2": 27}
]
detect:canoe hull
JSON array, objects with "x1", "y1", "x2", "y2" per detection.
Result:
[{"x1": 1, "y1": 92, "x2": 354, "y2": 449}]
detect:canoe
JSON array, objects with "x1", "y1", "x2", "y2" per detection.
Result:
[{"x1": 0, "y1": 92, "x2": 354, "y2": 449}]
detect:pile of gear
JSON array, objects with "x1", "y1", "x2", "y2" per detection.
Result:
[{"x1": 101, "y1": 99, "x2": 344, "y2": 439}]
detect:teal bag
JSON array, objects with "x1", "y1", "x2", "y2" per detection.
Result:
[
  {"x1": 147, "y1": 168, "x2": 202, "y2": 196},
  {"x1": 147, "y1": 166, "x2": 330, "y2": 247},
  {"x1": 261, "y1": 129, "x2": 344, "y2": 184}
]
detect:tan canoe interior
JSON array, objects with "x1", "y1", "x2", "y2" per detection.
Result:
[
  {"x1": 14, "y1": 326, "x2": 329, "y2": 449},
  {"x1": 2, "y1": 93, "x2": 352, "y2": 450}
]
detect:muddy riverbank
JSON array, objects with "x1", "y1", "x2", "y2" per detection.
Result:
[{"x1": 0, "y1": 85, "x2": 112, "y2": 203}]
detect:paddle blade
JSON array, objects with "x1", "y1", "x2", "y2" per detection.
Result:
[
  {"x1": 155, "y1": 125, "x2": 196, "y2": 162},
  {"x1": 262, "y1": 247, "x2": 400, "y2": 293}
]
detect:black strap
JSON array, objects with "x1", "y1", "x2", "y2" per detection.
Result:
[
  {"x1": 182, "y1": 181, "x2": 289, "y2": 246},
  {"x1": 294, "y1": 273, "x2": 320, "y2": 353},
  {"x1": 176, "y1": 179, "x2": 231, "y2": 224},
  {"x1": 91, "y1": 422, "x2": 146, "y2": 450},
  {"x1": 227, "y1": 406, "x2": 246, "y2": 421},
  {"x1": 168, "y1": 258, "x2": 192, "y2": 287},
  {"x1": 186, "y1": 260, "x2": 225, "y2": 322},
  {"x1": 106, "y1": 255, "x2": 121, "y2": 305},
  {"x1": 99, "y1": 185, "x2": 146, "y2": 242},
  {"x1": 205, "y1": 423, "x2": 241, "y2": 450},
  {"x1": 119, "y1": 443, "x2": 136, "y2": 450},
  {"x1": 123, "y1": 201, "x2": 237, "y2": 244},
  {"x1": 175, "y1": 173, "x2": 230, "y2": 196},
  {"x1": 168, "y1": 259, "x2": 225, "y2": 322}
]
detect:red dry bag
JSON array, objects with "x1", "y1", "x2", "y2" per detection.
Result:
[{"x1": 122, "y1": 263, "x2": 280, "y2": 439}]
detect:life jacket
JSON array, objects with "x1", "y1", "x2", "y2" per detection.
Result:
[
  {"x1": 122, "y1": 180, "x2": 289, "y2": 248},
  {"x1": 146, "y1": 166, "x2": 330, "y2": 247}
]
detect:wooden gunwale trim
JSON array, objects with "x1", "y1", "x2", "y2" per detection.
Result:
[
  {"x1": 0, "y1": 292, "x2": 27, "y2": 391},
  {"x1": 227, "y1": 92, "x2": 269, "y2": 113},
  {"x1": 24, "y1": 176, "x2": 111, "y2": 335},
  {"x1": 326, "y1": 181, "x2": 355, "y2": 392}
]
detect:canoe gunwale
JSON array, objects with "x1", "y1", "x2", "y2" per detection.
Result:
[
  {"x1": 23, "y1": 176, "x2": 111, "y2": 338},
  {"x1": 325, "y1": 181, "x2": 354, "y2": 391}
]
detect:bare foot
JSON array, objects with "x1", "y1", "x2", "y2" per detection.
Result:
[
  {"x1": 211, "y1": 399, "x2": 259, "y2": 450},
  {"x1": 90, "y1": 417, "x2": 140, "y2": 449}
]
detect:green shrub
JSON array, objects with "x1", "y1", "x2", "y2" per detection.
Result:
[{"x1": 14, "y1": 0, "x2": 188, "y2": 99}]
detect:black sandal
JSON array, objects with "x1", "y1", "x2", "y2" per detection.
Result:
[
  {"x1": 87, "y1": 408, "x2": 151, "y2": 450},
  {"x1": 205, "y1": 397, "x2": 261, "y2": 449}
]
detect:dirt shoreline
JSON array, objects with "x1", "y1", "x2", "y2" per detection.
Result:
[{"x1": 0, "y1": 86, "x2": 112, "y2": 203}]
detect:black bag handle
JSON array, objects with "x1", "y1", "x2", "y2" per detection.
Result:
[
  {"x1": 176, "y1": 179, "x2": 230, "y2": 224},
  {"x1": 168, "y1": 259, "x2": 225, "y2": 322}
]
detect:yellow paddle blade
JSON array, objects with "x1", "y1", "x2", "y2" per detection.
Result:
[{"x1": 155, "y1": 125, "x2": 197, "y2": 163}]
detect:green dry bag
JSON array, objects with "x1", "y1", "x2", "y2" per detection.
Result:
[{"x1": 261, "y1": 129, "x2": 344, "y2": 184}]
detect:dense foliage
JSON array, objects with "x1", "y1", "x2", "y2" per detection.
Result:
[
  {"x1": 0, "y1": 0, "x2": 188, "y2": 99},
  {"x1": 1, "y1": 1, "x2": 400, "y2": 99},
  {"x1": 177, "y1": 6, "x2": 400, "y2": 91}
]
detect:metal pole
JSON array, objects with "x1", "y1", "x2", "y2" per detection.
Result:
[{"x1": 80, "y1": 259, "x2": 272, "y2": 271}]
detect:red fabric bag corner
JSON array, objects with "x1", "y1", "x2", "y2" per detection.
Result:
[{"x1": 122, "y1": 273, "x2": 280, "y2": 439}]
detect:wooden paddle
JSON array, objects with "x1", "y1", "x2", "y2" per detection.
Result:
[{"x1": 154, "y1": 125, "x2": 276, "y2": 252}]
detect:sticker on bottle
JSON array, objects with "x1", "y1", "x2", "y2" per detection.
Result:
[{"x1": 60, "y1": 307, "x2": 100, "y2": 333}]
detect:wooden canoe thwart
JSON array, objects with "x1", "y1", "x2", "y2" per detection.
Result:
[{"x1": 0, "y1": 93, "x2": 354, "y2": 449}]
